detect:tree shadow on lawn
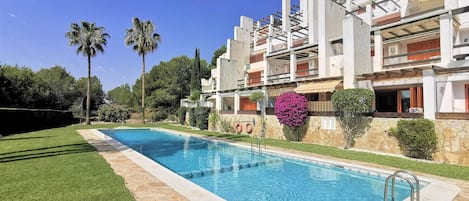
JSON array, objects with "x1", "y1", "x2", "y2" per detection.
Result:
[
  {"x1": 0, "y1": 143, "x2": 95, "y2": 163},
  {"x1": 0, "y1": 136, "x2": 53, "y2": 141}
]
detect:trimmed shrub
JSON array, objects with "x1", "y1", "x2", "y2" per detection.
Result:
[
  {"x1": 167, "y1": 115, "x2": 177, "y2": 122},
  {"x1": 189, "y1": 108, "x2": 196, "y2": 127},
  {"x1": 274, "y1": 92, "x2": 308, "y2": 141},
  {"x1": 390, "y1": 119, "x2": 438, "y2": 160},
  {"x1": 332, "y1": 88, "x2": 374, "y2": 149},
  {"x1": 195, "y1": 107, "x2": 210, "y2": 130},
  {"x1": 98, "y1": 104, "x2": 131, "y2": 122},
  {"x1": 177, "y1": 107, "x2": 186, "y2": 125},
  {"x1": 249, "y1": 91, "x2": 264, "y2": 103},
  {"x1": 152, "y1": 110, "x2": 168, "y2": 122}
]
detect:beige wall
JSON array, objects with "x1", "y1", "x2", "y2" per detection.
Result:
[{"x1": 214, "y1": 114, "x2": 469, "y2": 166}]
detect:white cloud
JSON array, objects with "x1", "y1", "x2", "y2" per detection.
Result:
[{"x1": 9, "y1": 13, "x2": 16, "y2": 18}]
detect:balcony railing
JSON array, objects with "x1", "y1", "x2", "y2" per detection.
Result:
[
  {"x1": 383, "y1": 48, "x2": 441, "y2": 68},
  {"x1": 453, "y1": 43, "x2": 469, "y2": 60},
  {"x1": 237, "y1": 75, "x2": 264, "y2": 88},
  {"x1": 267, "y1": 72, "x2": 290, "y2": 84},
  {"x1": 308, "y1": 101, "x2": 333, "y2": 112},
  {"x1": 296, "y1": 68, "x2": 319, "y2": 81}
]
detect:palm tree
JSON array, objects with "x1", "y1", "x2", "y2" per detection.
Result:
[
  {"x1": 125, "y1": 17, "x2": 161, "y2": 124},
  {"x1": 66, "y1": 21, "x2": 110, "y2": 125}
]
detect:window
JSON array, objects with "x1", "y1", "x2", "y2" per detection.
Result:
[
  {"x1": 375, "y1": 87, "x2": 423, "y2": 113},
  {"x1": 240, "y1": 97, "x2": 257, "y2": 111},
  {"x1": 250, "y1": 53, "x2": 264, "y2": 63},
  {"x1": 248, "y1": 71, "x2": 262, "y2": 85},
  {"x1": 407, "y1": 38, "x2": 440, "y2": 61},
  {"x1": 296, "y1": 63, "x2": 309, "y2": 76},
  {"x1": 304, "y1": 93, "x2": 319, "y2": 101}
]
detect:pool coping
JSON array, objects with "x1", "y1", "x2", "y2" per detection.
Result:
[{"x1": 91, "y1": 127, "x2": 461, "y2": 201}]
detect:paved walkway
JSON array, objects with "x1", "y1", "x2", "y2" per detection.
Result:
[
  {"x1": 78, "y1": 130, "x2": 188, "y2": 201},
  {"x1": 79, "y1": 129, "x2": 469, "y2": 201}
]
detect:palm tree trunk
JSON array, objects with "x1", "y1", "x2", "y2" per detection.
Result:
[
  {"x1": 141, "y1": 53, "x2": 145, "y2": 124},
  {"x1": 86, "y1": 55, "x2": 91, "y2": 125}
]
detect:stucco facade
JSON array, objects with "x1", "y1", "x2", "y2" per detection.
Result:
[{"x1": 199, "y1": 0, "x2": 469, "y2": 165}]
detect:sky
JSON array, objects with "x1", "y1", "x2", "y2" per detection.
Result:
[{"x1": 0, "y1": 0, "x2": 281, "y2": 91}]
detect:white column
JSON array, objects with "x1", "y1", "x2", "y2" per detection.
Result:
[
  {"x1": 216, "y1": 92, "x2": 222, "y2": 111},
  {"x1": 400, "y1": 0, "x2": 409, "y2": 17},
  {"x1": 308, "y1": 0, "x2": 317, "y2": 44},
  {"x1": 374, "y1": 30, "x2": 383, "y2": 71},
  {"x1": 423, "y1": 69, "x2": 436, "y2": 120},
  {"x1": 345, "y1": 0, "x2": 352, "y2": 11},
  {"x1": 282, "y1": 0, "x2": 291, "y2": 32},
  {"x1": 318, "y1": 0, "x2": 328, "y2": 78},
  {"x1": 440, "y1": 13, "x2": 454, "y2": 65},
  {"x1": 364, "y1": 4, "x2": 373, "y2": 25},
  {"x1": 253, "y1": 22, "x2": 259, "y2": 49},
  {"x1": 234, "y1": 92, "x2": 240, "y2": 115},
  {"x1": 343, "y1": 15, "x2": 356, "y2": 89},
  {"x1": 445, "y1": 0, "x2": 458, "y2": 10},
  {"x1": 264, "y1": 61, "x2": 269, "y2": 85},
  {"x1": 287, "y1": 32, "x2": 292, "y2": 49},
  {"x1": 290, "y1": 53, "x2": 297, "y2": 81},
  {"x1": 267, "y1": 16, "x2": 274, "y2": 53}
]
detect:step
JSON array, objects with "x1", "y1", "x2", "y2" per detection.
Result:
[{"x1": 178, "y1": 158, "x2": 282, "y2": 179}]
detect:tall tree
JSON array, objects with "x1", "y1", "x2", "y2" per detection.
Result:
[
  {"x1": 108, "y1": 84, "x2": 136, "y2": 109},
  {"x1": 36, "y1": 66, "x2": 78, "y2": 110},
  {"x1": 125, "y1": 17, "x2": 161, "y2": 124},
  {"x1": 74, "y1": 76, "x2": 105, "y2": 112},
  {"x1": 209, "y1": 45, "x2": 226, "y2": 69},
  {"x1": 66, "y1": 21, "x2": 109, "y2": 125},
  {"x1": 190, "y1": 48, "x2": 201, "y2": 93}
]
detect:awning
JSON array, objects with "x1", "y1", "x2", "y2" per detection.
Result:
[
  {"x1": 267, "y1": 86, "x2": 295, "y2": 97},
  {"x1": 294, "y1": 80, "x2": 342, "y2": 94}
]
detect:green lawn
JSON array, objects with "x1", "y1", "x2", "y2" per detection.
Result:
[
  {"x1": 156, "y1": 123, "x2": 469, "y2": 181},
  {"x1": 0, "y1": 124, "x2": 135, "y2": 201}
]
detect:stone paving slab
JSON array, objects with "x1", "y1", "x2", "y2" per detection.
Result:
[{"x1": 78, "y1": 129, "x2": 188, "y2": 201}]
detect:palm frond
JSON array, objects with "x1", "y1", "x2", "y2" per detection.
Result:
[{"x1": 66, "y1": 20, "x2": 110, "y2": 58}]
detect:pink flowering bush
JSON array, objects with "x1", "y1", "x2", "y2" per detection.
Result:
[{"x1": 274, "y1": 92, "x2": 308, "y2": 127}]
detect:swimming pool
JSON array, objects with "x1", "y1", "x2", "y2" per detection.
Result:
[{"x1": 100, "y1": 128, "x2": 417, "y2": 201}]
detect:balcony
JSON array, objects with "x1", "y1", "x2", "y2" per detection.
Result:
[
  {"x1": 237, "y1": 75, "x2": 264, "y2": 88},
  {"x1": 453, "y1": 43, "x2": 469, "y2": 61},
  {"x1": 383, "y1": 48, "x2": 441, "y2": 68},
  {"x1": 308, "y1": 101, "x2": 334, "y2": 116}
]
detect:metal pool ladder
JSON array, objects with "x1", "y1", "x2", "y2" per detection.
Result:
[
  {"x1": 384, "y1": 170, "x2": 420, "y2": 201},
  {"x1": 250, "y1": 135, "x2": 266, "y2": 154}
]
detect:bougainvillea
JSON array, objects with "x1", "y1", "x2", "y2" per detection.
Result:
[{"x1": 274, "y1": 92, "x2": 308, "y2": 127}]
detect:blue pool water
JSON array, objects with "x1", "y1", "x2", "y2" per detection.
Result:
[{"x1": 101, "y1": 129, "x2": 415, "y2": 201}]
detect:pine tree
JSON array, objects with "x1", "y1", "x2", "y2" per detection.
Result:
[{"x1": 190, "y1": 48, "x2": 201, "y2": 93}]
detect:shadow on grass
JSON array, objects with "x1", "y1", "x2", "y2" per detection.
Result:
[
  {"x1": 0, "y1": 143, "x2": 95, "y2": 163},
  {"x1": 0, "y1": 136, "x2": 53, "y2": 141}
]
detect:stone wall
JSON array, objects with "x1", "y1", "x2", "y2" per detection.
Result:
[{"x1": 215, "y1": 114, "x2": 469, "y2": 166}]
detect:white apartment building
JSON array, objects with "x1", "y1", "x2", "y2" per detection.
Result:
[{"x1": 201, "y1": 0, "x2": 469, "y2": 120}]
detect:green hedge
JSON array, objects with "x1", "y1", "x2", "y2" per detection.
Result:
[
  {"x1": 391, "y1": 119, "x2": 438, "y2": 160},
  {"x1": 0, "y1": 108, "x2": 76, "y2": 135},
  {"x1": 195, "y1": 107, "x2": 210, "y2": 130},
  {"x1": 189, "y1": 108, "x2": 196, "y2": 127},
  {"x1": 177, "y1": 107, "x2": 186, "y2": 125}
]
